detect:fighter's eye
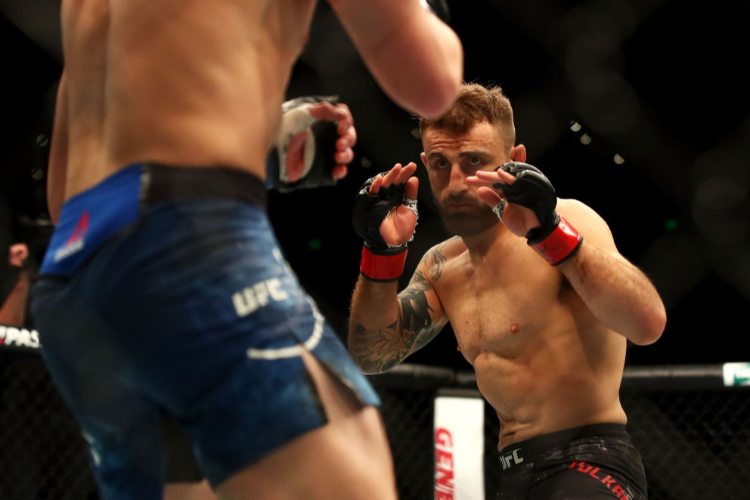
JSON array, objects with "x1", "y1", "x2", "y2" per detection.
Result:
[
  {"x1": 435, "y1": 159, "x2": 450, "y2": 169},
  {"x1": 469, "y1": 156, "x2": 482, "y2": 166}
]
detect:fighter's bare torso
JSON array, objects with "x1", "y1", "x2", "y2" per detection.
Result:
[
  {"x1": 424, "y1": 201, "x2": 628, "y2": 450},
  {"x1": 60, "y1": 0, "x2": 315, "y2": 200}
]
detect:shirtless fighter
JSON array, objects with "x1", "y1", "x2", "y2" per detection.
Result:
[
  {"x1": 46, "y1": 90, "x2": 366, "y2": 500},
  {"x1": 349, "y1": 84, "x2": 667, "y2": 500},
  {"x1": 30, "y1": 1, "x2": 463, "y2": 500}
]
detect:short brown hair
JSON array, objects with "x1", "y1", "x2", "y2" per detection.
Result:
[{"x1": 419, "y1": 83, "x2": 515, "y2": 152}]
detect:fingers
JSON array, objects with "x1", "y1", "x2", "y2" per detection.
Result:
[
  {"x1": 334, "y1": 120, "x2": 356, "y2": 166},
  {"x1": 335, "y1": 104, "x2": 356, "y2": 150},
  {"x1": 380, "y1": 163, "x2": 403, "y2": 190},
  {"x1": 334, "y1": 148, "x2": 354, "y2": 165},
  {"x1": 483, "y1": 168, "x2": 516, "y2": 184},
  {"x1": 404, "y1": 176, "x2": 419, "y2": 199},
  {"x1": 477, "y1": 186, "x2": 503, "y2": 207},
  {"x1": 306, "y1": 102, "x2": 355, "y2": 140},
  {"x1": 466, "y1": 168, "x2": 516, "y2": 186},
  {"x1": 370, "y1": 162, "x2": 418, "y2": 195},
  {"x1": 394, "y1": 162, "x2": 417, "y2": 185},
  {"x1": 336, "y1": 122, "x2": 357, "y2": 151},
  {"x1": 465, "y1": 170, "x2": 496, "y2": 187},
  {"x1": 307, "y1": 102, "x2": 358, "y2": 176},
  {"x1": 324, "y1": 104, "x2": 355, "y2": 170},
  {"x1": 332, "y1": 165, "x2": 348, "y2": 181},
  {"x1": 381, "y1": 162, "x2": 417, "y2": 190},
  {"x1": 334, "y1": 104, "x2": 355, "y2": 136},
  {"x1": 307, "y1": 101, "x2": 348, "y2": 123},
  {"x1": 369, "y1": 173, "x2": 384, "y2": 195}
]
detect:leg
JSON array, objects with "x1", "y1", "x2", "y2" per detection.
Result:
[
  {"x1": 32, "y1": 280, "x2": 166, "y2": 500},
  {"x1": 216, "y1": 349, "x2": 397, "y2": 500},
  {"x1": 88, "y1": 200, "x2": 395, "y2": 498},
  {"x1": 165, "y1": 481, "x2": 216, "y2": 500}
]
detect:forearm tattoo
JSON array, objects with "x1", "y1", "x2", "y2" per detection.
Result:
[
  {"x1": 352, "y1": 321, "x2": 411, "y2": 373},
  {"x1": 352, "y1": 245, "x2": 447, "y2": 372}
]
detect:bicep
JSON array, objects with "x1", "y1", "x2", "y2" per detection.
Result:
[{"x1": 397, "y1": 262, "x2": 448, "y2": 356}]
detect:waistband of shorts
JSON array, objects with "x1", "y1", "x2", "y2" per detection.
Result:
[
  {"x1": 500, "y1": 423, "x2": 631, "y2": 462},
  {"x1": 142, "y1": 163, "x2": 267, "y2": 208},
  {"x1": 39, "y1": 163, "x2": 267, "y2": 277}
]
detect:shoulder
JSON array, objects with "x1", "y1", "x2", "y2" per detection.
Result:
[
  {"x1": 422, "y1": 236, "x2": 464, "y2": 263},
  {"x1": 414, "y1": 237, "x2": 464, "y2": 280},
  {"x1": 556, "y1": 198, "x2": 618, "y2": 253}
]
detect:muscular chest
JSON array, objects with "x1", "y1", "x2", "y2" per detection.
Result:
[{"x1": 435, "y1": 240, "x2": 566, "y2": 360}]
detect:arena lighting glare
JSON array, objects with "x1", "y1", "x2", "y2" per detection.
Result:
[
  {"x1": 570, "y1": 121, "x2": 582, "y2": 132},
  {"x1": 580, "y1": 134, "x2": 592, "y2": 145},
  {"x1": 614, "y1": 154, "x2": 625, "y2": 164}
]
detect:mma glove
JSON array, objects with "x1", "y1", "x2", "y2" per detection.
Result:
[
  {"x1": 493, "y1": 162, "x2": 583, "y2": 266},
  {"x1": 266, "y1": 96, "x2": 341, "y2": 192},
  {"x1": 352, "y1": 174, "x2": 418, "y2": 282}
]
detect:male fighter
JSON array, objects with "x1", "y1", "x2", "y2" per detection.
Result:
[
  {"x1": 47, "y1": 88, "x2": 361, "y2": 500},
  {"x1": 46, "y1": 89, "x2": 367, "y2": 500},
  {"x1": 349, "y1": 83, "x2": 667, "y2": 499},
  {"x1": 31, "y1": 1, "x2": 463, "y2": 500}
]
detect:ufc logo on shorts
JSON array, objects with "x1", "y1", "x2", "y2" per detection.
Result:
[
  {"x1": 500, "y1": 449, "x2": 524, "y2": 470},
  {"x1": 232, "y1": 278, "x2": 289, "y2": 317}
]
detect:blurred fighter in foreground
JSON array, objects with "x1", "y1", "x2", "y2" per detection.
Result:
[{"x1": 32, "y1": 0, "x2": 463, "y2": 499}]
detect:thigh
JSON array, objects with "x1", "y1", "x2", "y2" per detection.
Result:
[
  {"x1": 32, "y1": 279, "x2": 165, "y2": 500},
  {"x1": 94, "y1": 202, "x2": 381, "y2": 488},
  {"x1": 180, "y1": 321, "x2": 382, "y2": 490},
  {"x1": 215, "y1": 350, "x2": 396, "y2": 500}
]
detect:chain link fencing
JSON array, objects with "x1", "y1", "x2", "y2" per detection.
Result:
[{"x1": 1, "y1": 349, "x2": 748, "y2": 500}]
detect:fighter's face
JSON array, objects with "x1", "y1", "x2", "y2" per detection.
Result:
[{"x1": 421, "y1": 122, "x2": 509, "y2": 237}]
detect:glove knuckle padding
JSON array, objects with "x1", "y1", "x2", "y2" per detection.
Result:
[
  {"x1": 352, "y1": 174, "x2": 407, "y2": 254},
  {"x1": 494, "y1": 162, "x2": 560, "y2": 242}
]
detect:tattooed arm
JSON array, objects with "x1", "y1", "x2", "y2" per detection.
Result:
[{"x1": 348, "y1": 244, "x2": 450, "y2": 374}]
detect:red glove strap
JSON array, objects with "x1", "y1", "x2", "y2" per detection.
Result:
[
  {"x1": 529, "y1": 216, "x2": 583, "y2": 266},
  {"x1": 360, "y1": 246, "x2": 408, "y2": 282}
]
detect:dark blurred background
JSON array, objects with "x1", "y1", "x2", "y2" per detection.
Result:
[{"x1": 1, "y1": 0, "x2": 749, "y2": 369}]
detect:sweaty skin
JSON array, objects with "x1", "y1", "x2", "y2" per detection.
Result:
[{"x1": 349, "y1": 123, "x2": 666, "y2": 450}]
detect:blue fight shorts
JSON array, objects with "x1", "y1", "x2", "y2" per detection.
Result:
[{"x1": 31, "y1": 163, "x2": 380, "y2": 500}]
